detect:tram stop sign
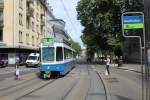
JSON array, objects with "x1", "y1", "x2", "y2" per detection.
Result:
[
  {"x1": 123, "y1": 15, "x2": 144, "y2": 30},
  {"x1": 43, "y1": 37, "x2": 54, "y2": 45}
]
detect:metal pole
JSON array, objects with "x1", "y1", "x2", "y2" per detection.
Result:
[
  {"x1": 121, "y1": 12, "x2": 145, "y2": 100},
  {"x1": 140, "y1": 38, "x2": 144, "y2": 100}
]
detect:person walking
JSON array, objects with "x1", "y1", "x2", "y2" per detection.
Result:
[
  {"x1": 105, "y1": 57, "x2": 110, "y2": 75},
  {"x1": 15, "y1": 63, "x2": 20, "y2": 80}
]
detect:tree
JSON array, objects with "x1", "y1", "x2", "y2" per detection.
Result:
[
  {"x1": 70, "y1": 40, "x2": 81, "y2": 55},
  {"x1": 63, "y1": 38, "x2": 81, "y2": 55},
  {"x1": 77, "y1": 0, "x2": 121, "y2": 57},
  {"x1": 76, "y1": 0, "x2": 144, "y2": 58}
]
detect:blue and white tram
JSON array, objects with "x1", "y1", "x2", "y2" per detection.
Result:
[{"x1": 40, "y1": 42, "x2": 76, "y2": 79}]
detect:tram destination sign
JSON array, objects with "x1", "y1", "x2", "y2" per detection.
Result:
[
  {"x1": 123, "y1": 15, "x2": 144, "y2": 29},
  {"x1": 43, "y1": 37, "x2": 54, "y2": 45}
]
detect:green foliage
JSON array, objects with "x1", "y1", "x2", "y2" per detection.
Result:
[
  {"x1": 63, "y1": 38, "x2": 81, "y2": 55},
  {"x1": 69, "y1": 40, "x2": 81, "y2": 55},
  {"x1": 76, "y1": 0, "x2": 144, "y2": 57}
]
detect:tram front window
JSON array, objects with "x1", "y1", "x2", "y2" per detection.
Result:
[{"x1": 42, "y1": 47, "x2": 54, "y2": 63}]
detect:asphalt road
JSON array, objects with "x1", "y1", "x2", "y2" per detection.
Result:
[
  {"x1": 0, "y1": 64, "x2": 142, "y2": 100},
  {"x1": 0, "y1": 67, "x2": 38, "y2": 81}
]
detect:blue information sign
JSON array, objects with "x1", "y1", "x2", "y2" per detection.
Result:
[
  {"x1": 123, "y1": 15, "x2": 144, "y2": 29},
  {"x1": 123, "y1": 15, "x2": 143, "y2": 24}
]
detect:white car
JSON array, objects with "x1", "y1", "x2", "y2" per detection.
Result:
[{"x1": 26, "y1": 53, "x2": 40, "y2": 68}]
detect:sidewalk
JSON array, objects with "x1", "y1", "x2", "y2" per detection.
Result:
[
  {"x1": 111, "y1": 64, "x2": 142, "y2": 73},
  {"x1": 95, "y1": 65, "x2": 141, "y2": 100}
]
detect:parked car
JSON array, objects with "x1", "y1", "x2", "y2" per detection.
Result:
[
  {"x1": 26, "y1": 53, "x2": 40, "y2": 68},
  {"x1": 0, "y1": 59, "x2": 8, "y2": 68}
]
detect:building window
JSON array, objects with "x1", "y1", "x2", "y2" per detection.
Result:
[
  {"x1": 32, "y1": 36, "x2": 34, "y2": 45},
  {"x1": 19, "y1": 0, "x2": 23, "y2": 9},
  {"x1": 26, "y1": 34, "x2": 29, "y2": 45},
  {"x1": 32, "y1": 21, "x2": 34, "y2": 32},
  {"x1": 36, "y1": 25, "x2": 39, "y2": 33},
  {"x1": 36, "y1": 13, "x2": 39, "y2": 21},
  {"x1": 43, "y1": 29, "x2": 45, "y2": 35},
  {"x1": 19, "y1": 31, "x2": 23, "y2": 43},
  {"x1": 26, "y1": 17, "x2": 30, "y2": 29},
  {"x1": 19, "y1": 13, "x2": 23, "y2": 26},
  {"x1": 36, "y1": 37, "x2": 39, "y2": 47},
  {"x1": 37, "y1": 1, "x2": 39, "y2": 9},
  {"x1": 0, "y1": 29, "x2": 3, "y2": 41}
]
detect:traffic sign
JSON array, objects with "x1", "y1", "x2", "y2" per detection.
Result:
[{"x1": 123, "y1": 15, "x2": 144, "y2": 29}]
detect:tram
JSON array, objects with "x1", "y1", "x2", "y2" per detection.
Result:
[{"x1": 40, "y1": 41, "x2": 76, "y2": 79}]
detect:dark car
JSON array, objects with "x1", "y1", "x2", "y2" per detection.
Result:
[{"x1": 0, "y1": 59, "x2": 8, "y2": 68}]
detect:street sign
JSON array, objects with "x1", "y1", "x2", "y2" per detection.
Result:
[
  {"x1": 43, "y1": 37, "x2": 54, "y2": 45},
  {"x1": 123, "y1": 15, "x2": 144, "y2": 29}
]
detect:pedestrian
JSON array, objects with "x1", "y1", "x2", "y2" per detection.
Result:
[
  {"x1": 105, "y1": 56, "x2": 110, "y2": 75},
  {"x1": 15, "y1": 63, "x2": 20, "y2": 80}
]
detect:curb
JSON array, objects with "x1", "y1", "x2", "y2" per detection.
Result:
[{"x1": 114, "y1": 67, "x2": 141, "y2": 73}]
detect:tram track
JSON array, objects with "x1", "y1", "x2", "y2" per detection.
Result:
[
  {"x1": 0, "y1": 77, "x2": 57, "y2": 100},
  {"x1": 95, "y1": 70, "x2": 108, "y2": 100},
  {"x1": 84, "y1": 64, "x2": 91, "y2": 100},
  {"x1": 61, "y1": 79, "x2": 79, "y2": 100},
  {"x1": 0, "y1": 76, "x2": 37, "y2": 92},
  {"x1": 12, "y1": 68, "x2": 78, "y2": 100},
  {"x1": 84, "y1": 64, "x2": 108, "y2": 100},
  {"x1": 60, "y1": 66, "x2": 84, "y2": 100},
  {"x1": 16, "y1": 79, "x2": 56, "y2": 100}
]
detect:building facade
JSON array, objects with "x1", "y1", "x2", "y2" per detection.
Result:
[
  {"x1": 46, "y1": 5, "x2": 55, "y2": 37},
  {"x1": 0, "y1": 0, "x2": 53, "y2": 64}
]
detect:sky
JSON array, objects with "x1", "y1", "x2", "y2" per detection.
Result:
[{"x1": 48, "y1": 0, "x2": 84, "y2": 48}]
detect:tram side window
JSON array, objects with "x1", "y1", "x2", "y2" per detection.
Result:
[
  {"x1": 64, "y1": 48, "x2": 68, "y2": 59},
  {"x1": 73, "y1": 52, "x2": 76, "y2": 58},
  {"x1": 64, "y1": 48, "x2": 72, "y2": 59},
  {"x1": 56, "y1": 47, "x2": 63, "y2": 61}
]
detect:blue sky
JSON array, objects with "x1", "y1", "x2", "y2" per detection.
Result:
[{"x1": 48, "y1": 0, "x2": 84, "y2": 48}]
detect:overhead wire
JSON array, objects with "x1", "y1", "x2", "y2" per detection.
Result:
[{"x1": 59, "y1": 0, "x2": 78, "y2": 33}]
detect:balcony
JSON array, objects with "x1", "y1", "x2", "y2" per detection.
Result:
[
  {"x1": 0, "y1": 0, "x2": 4, "y2": 10},
  {"x1": 26, "y1": 7, "x2": 34, "y2": 18}
]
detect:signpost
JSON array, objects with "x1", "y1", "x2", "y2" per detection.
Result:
[
  {"x1": 123, "y1": 15, "x2": 144, "y2": 29},
  {"x1": 122, "y1": 12, "x2": 145, "y2": 100}
]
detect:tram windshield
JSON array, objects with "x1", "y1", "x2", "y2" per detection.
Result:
[{"x1": 42, "y1": 47, "x2": 54, "y2": 63}]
